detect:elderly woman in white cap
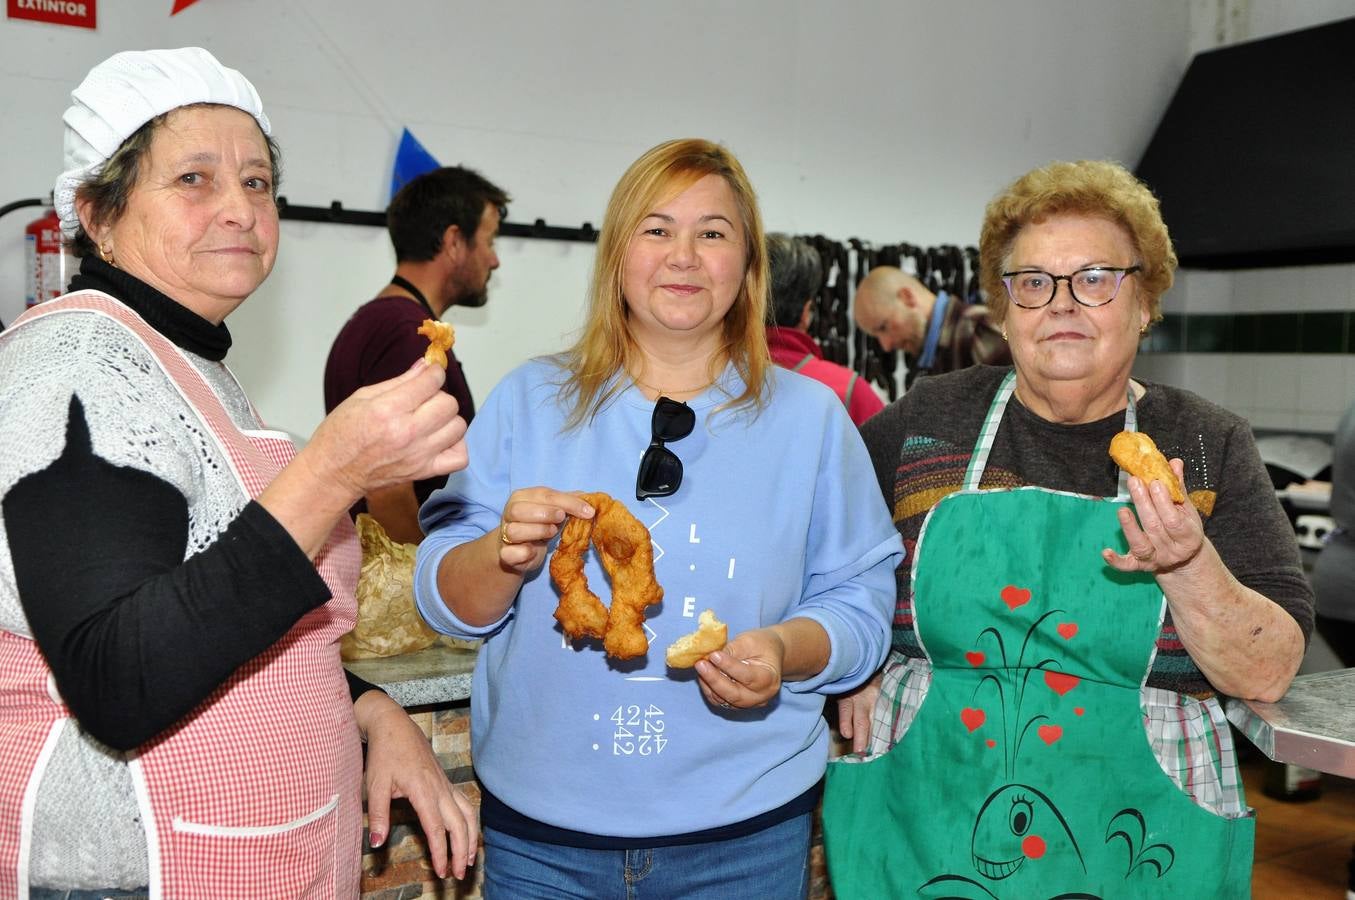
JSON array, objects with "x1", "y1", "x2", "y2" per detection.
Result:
[{"x1": 0, "y1": 48, "x2": 476, "y2": 898}]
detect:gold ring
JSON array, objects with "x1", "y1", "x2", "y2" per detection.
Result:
[
  {"x1": 500, "y1": 522, "x2": 513, "y2": 545},
  {"x1": 1133, "y1": 546, "x2": 1156, "y2": 562}
]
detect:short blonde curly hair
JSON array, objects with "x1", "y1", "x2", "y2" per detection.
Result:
[{"x1": 979, "y1": 160, "x2": 1176, "y2": 327}]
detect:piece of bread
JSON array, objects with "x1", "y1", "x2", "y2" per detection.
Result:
[
  {"x1": 665, "y1": 609, "x2": 728, "y2": 668},
  {"x1": 1108, "y1": 431, "x2": 1185, "y2": 503}
]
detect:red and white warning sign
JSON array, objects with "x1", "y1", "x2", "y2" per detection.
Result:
[{"x1": 7, "y1": 0, "x2": 96, "y2": 29}]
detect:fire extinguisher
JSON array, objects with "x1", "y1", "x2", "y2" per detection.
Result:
[{"x1": 24, "y1": 208, "x2": 72, "y2": 308}]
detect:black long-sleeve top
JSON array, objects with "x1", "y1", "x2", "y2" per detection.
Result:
[{"x1": 1, "y1": 257, "x2": 376, "y2": 751}]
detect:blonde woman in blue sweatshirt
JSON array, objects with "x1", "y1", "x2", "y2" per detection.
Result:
[{"x1": 415, "y1": 138, "x2": 901, "y2": 899}]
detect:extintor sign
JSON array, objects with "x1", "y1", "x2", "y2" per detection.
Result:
[{"x1": 7, "y1": 0, "x2": 96, "y2": 29}]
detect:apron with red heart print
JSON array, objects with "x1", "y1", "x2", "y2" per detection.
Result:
[{"x1": 822, "y1": 371, "x2": 1253, "y2": 899}]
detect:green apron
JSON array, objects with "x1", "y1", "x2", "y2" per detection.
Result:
[{"x1": 823, "y1": 372, "x2": 1253, "y2": 899}]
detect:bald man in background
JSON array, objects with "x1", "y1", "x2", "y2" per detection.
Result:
[{"x1": 852, "y1": 266, "x2": 1008, "y2": 389}]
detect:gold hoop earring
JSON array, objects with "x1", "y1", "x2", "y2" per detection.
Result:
[{"x1": 98, "y1": 244, "x2": 115, "y2": 266}]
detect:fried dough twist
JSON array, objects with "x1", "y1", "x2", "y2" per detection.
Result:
[
  {"x1": 1109, "y1": 431, "x2": 1185, "y2": 503},
  {"x1": 417, "y1": 319, "x2": 456, "y2": 369},
  {"x1": 549, "y1": 492, "x2": 663, "y2": 659}
]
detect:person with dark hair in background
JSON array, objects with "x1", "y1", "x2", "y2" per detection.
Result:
[
  {"x1": 325, "y1": 166, "x2": 509, "y2": 543},
  {"x1": 852, "y1": 265, "x2": 1009, "y2": 389},
  {"x1": 766, "y1": 233, "x2": 883, "y2": 426}
]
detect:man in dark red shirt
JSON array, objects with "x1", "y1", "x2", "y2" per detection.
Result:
[
  {"x1": 324, "y1": 166, "x2": 509, "y2": 542},
  {"x1": 766, "y1": 233, "x2": 884, "y2": 426}
]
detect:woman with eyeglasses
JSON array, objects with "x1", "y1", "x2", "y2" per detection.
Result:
[
  {"x1": 821, "y1": 160, "x2": 1312, "y2": 897},
  {"x1": 414, "y1": 138, "x2": 902, "y2": 898}
]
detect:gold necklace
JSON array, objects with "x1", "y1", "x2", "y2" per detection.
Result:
[{"x1": 630, "y1": 372, "x2": 717, "y2": 396}]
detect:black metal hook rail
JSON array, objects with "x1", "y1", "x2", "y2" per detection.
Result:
[
  {"x1": 3, "y1": 194, "x2": 982, "y2": 400},
  {"x1": 274, "y1": 198, "x2": 599, "y2": 243},
  {"x1": 0, "y1": 198, "x2": 46, "y2": 221},
  {"x1": 0, "y1": 195, "x2": 600, "y2": 244}
]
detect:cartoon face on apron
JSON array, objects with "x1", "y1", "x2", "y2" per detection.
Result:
[
  {"x1": 0, "y1": 293, "x2": 363, "y2": 899},
  {"x1": 823, "y1": 371, "x2": 1253, "y2": 899}
]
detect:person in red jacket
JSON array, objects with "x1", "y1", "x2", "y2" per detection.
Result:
[{"x1": 765, "y1": 233, "x2": 884, "y2": 426}]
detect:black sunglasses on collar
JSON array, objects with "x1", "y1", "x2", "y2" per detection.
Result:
[{"x1": 635, "y1": 397, "x2": 695, "y2": 501}]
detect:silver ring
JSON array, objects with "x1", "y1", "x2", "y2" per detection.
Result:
[{"x1": 719, "y1": 700, "x2": 732, "y2": 709}]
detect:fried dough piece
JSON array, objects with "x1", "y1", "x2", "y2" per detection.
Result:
[
  {"x1": 549, "y1": 492, "x2": 664, "y2": 659},
  {"x1": 1188, "y1": 489, "x2": 1216, "y2": 517},
  {"x1": 417, "y1": 319, "x2": 456, "y2": 369},
  {"x1": 665, "y1": 609, "x2": 728, "y2": 668},
  {"x1": 1109, "y1": 431, "x2": 1185, "y2": 503},
  {"x1": 549, "y1": 512, "x2": 609, "y2": 640}
]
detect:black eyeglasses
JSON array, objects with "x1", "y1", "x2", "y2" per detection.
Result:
[
  {"x1": 1000, "y1": 265, "x2": 1141, "y2": 309},
  {"x1": 635, "y1": 397, "x2": 695, "y2": 501}
]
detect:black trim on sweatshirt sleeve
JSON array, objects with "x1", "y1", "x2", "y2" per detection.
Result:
[{"x1": 4, "y1": 395, "x2": 333, "y2": 750}]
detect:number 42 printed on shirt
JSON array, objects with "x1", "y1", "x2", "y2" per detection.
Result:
[{"x1": 612, "y1": 704, "x2": 667, "y2": 756}]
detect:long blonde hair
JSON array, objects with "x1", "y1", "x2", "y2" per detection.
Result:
[{"x1": 560, "y1": 138, "x2": 771, "y2": 428}]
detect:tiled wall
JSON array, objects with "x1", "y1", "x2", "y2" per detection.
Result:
[
  {"x1": 1133, "y1": 264, "x2": 1355, "y2": 434},
  {"x1": 1142, "y1": 311, "x2": 1355, "y2": 355}
]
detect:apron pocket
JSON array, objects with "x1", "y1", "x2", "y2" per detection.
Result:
[
  {"x1": 167, "y1": 794, "x2": 340, "y2": 898},
  {"x1": 1141, "y1": 688, "x2": 1252, "y2": 820},
  {"x1": 171, "y1": 793, "x2": 339, "y2": 837},
  {"x1": 837, "y1": 654, "x2": 932, "y2": 763}
]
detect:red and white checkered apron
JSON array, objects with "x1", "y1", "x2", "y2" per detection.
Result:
[{"x1": 0, "y1": 292, "x2": 363, "y2": 899}]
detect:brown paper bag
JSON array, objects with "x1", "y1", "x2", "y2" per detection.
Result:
[{"x1": 340, "y1": 513, "x2": 442, "y2": 660}]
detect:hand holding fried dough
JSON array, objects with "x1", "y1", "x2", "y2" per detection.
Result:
[
  {"x1": 418, "y1": 319, "x2": 456, "y2": 369},
  {"x1": 666, "y1": 609, "x2": 727, "y2": 668},
  {"x1": 497, "y1": 487, "x2": 596, "y2": 574},
  {"x1": 1109, "y1": 431, "x2": 1184, "y2": 503},
  {"x1": 549, "y1": 492, "x2": 663, "y2": 660},
  {"x1": 695, "y1": 618, "x2": 830, "y2": 710},
  {"x1": 1102, "y1": 456, "x2": 1205, "y2": 575},
  {"x1": 265, "y1": 360, "x2": 465, "y2": 558},
  {"x1": 429, "y1": 487, "x2": 593, "y2": 632}
]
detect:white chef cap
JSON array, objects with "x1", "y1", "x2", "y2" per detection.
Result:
[{"x1": 53, "y1": 47, "x2": 272, "y2": 238}]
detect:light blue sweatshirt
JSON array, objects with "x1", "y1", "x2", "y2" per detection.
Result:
[{"x1": 416, "y1": 358, "x2": 902, "y2": 839}]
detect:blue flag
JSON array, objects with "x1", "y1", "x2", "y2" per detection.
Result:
[{"x1": 390, "y1": 128, "x2": 442, "y2": 201}]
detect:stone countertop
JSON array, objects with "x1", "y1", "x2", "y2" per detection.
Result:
[
  {"x1": 1226, "y1": 668, "x2": 1355, "y2": 778},
  {"x1": 343, "y1": 643, "x2": 477, "y2": 708}
]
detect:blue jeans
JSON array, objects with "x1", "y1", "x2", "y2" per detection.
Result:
[
  {"x1": 29, "y1": 890, "x2": 148, "y2": 900},
  {"x1": 483, "y1": 813, "x2": 811, "y2": 900}
]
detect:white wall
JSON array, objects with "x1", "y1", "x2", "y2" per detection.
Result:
[{"x1": 0, "y1": 0, "x2": 1192, "y2": 438}]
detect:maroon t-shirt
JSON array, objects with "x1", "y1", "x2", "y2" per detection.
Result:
[{"x1": 323, "y1": 295, "x2": 475, "y2": 510}]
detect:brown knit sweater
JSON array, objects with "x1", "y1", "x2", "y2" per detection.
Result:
[{"x1": 860, "y1": 365, "x2": 1314, "y2": 695}]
